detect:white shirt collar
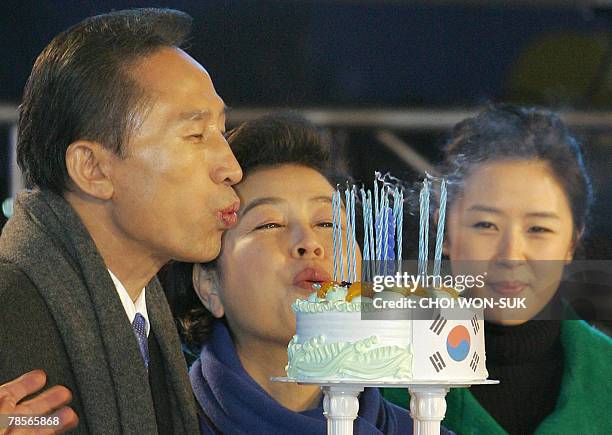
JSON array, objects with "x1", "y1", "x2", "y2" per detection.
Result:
[{"x1": 107, "y1": 269, "x2": 150, "y2": 337}]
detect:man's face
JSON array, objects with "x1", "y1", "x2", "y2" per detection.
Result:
[{"x1": 107, "y1": 47, "x2": 242, "y2": 264}]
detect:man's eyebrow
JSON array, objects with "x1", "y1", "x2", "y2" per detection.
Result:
[
  {"x1": 178, "y1": 110, "x2": 210, "y2": 122},
  {"x1": 240, "y1": 197, "x2": 285, "y2": 217},
  {"x1": 177, "y1": 105, "x2": 229, "y2": 122}
]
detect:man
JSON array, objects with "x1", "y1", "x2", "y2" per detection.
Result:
[{"x1": 0, "y1": 8, "x2": 241, "y2": 434}]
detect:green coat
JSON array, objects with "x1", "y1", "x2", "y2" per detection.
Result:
[{"x1": 382, "y1": 321, "x2": 612, "y2": 434}]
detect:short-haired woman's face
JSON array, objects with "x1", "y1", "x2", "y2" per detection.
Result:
[
  {"x1": 213, "y1": 164, "x2": 357, "y2": 347},
  {"x1": 446, "y1": 160, "x2": 576, "y2": 324}
]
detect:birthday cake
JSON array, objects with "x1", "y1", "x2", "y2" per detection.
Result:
[
  {"x1": 285, "y1": 177, "x2": 488, "y2": 382},
  {"x1": 286, "y1": 282, "x2": 488, "y2": 381}
]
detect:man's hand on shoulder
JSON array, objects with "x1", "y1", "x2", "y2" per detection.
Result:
[{"x1": 0, "y1": 370, "x2": 78, "y2": 434}]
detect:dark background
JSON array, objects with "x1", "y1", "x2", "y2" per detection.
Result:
[{"x1": 1, "y1": 0, "x2": 611, "y2": 260}]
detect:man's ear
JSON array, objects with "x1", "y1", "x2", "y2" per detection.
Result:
[
  {"x1": 192, "y1": 263, "x2": 225, "y2": 318},
  {"x1": 65, "y1": 140, "x2": 114, "y2": 200}
]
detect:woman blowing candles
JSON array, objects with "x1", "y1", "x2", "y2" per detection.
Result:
[
  {"x1": 161, "y1": 114, "x2": 454, "y2": 434},
  {"x1": 383, "y1": 105, "x2": 612, "y2": 434},
  {"x1": 0, "y1": 114, "x2": 454, "y2": 434}
]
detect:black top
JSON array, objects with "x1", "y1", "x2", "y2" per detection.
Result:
[{"x1": 470, "y1": 320, "x2": 564, "y2": 435}]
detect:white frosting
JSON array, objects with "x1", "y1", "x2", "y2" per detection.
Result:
[
  {"x1": 287, "y1": 284, "x2": 489, "y2": 381},
  {"x1": 296, "y1": 309, "x2": 413, "y2": 346}
]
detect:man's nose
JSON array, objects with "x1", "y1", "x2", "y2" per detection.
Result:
[{"x1": 211, "y1": 137, "x2": 243, "y2": 186}]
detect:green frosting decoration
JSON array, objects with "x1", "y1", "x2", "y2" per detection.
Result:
[
  {"x1": 286, "y1": 335, "x2": 413, "y2": 380},
  {"x1": 291, "y1": 299, "x2": 372, "y2": 313}
]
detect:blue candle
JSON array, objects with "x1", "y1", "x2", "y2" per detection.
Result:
[
  {"x1": 433, "y1": 179, "x2": 447, "y2": 277},
  {"x1": 383, "y1": 205, "x2": 394, "y2": 263},
  {"x1": 382, "y1": 190, "x2": 389, "y2": 262},
  {"x1": 391, "y1": 188, "x2": 401, "y2": 269},
  {"x1": 332, "y1": 189, "x2": 338, "y2": 281},
  {"x1": 345, "y1": 187, "x2": 353, "y2": 282},
  {"x1": 367, "y1": 190, "x2": 375, "y2": 279},
  {"x1": 360, "y1": 188, "x2": 370, "y2": 263},
  {"x1": 350, "y1": 188, "x2": 357, "y2": 282},
  {"x1": 360, "y1": 188, "x2": 370, "y2": 282},
  {"x1": 397, "y1": 190, "x2": 404, "y2": 269},
  {"x1": 391, "y1": 188, "x2": 401, "y2": 262},
  {"x1": 418, "y1": 180, "x2": 430, "y2": 276},
  {"x1": 374, "y1": 177, "x2": 382, "y2": 263},
  {"x1": 337, "y1": 189, "x2": 345, "y2": 282},
  {"x1": 388, "y1": 205, "x2": 395, "y2": 261},
  {"x1": 374, "y1": 176, "x2": 379, "y2": 256}
]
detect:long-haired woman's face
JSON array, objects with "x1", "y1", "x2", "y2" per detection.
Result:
[{"x1": 446, "y1": 160, "x2": 576, "y2": 324}]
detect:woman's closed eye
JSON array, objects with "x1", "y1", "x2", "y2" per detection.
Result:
[
  {"x1": 472, "y1": 221, "x2": 498, "y2": 230},
  {"x1": 254, "y1": 222, "x2": 285, "y2": 231}
]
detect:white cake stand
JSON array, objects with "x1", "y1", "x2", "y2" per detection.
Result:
[{"x1": 272, "y1": 377, "x2": 498, "y2": 435}]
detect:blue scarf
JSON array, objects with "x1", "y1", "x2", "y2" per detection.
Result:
[{"x1": 190, "y1": 321, "x2": 427, "y2": 435}]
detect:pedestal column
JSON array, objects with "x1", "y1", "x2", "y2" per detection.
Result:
[
  {"x1": 409, "y1": 386, "x2": 449, "y2": 435},
  {"x1": 321, "y1": 385, "x2": 364, "y2": 435}
]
